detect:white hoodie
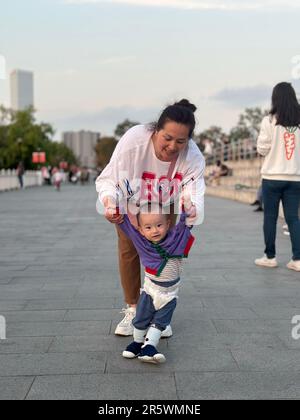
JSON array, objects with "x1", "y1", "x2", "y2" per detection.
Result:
[
  {"x1": 257, "y1": 115, "x2": 300, "y2": 181},
  {"x1": 95, "y1": 124, "x2": 205, "y2": 224}
]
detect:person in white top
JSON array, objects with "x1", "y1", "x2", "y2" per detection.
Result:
[
  {"x1": 255, "y1": 82, "x2": 300, "y2": 272},
  {"x1": 96, "y1": 99, "x2": 206, "y2": 335}
]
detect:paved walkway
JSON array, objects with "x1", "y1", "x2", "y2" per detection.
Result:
[{"x1": 0, "y1": 184, "x2": 300, "y2": 400}]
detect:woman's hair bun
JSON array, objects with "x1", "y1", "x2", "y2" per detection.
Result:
[{"x1": 174, "y1": 99, "x2": 197, "y2": 113}]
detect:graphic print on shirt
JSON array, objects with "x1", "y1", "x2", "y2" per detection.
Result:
[
  {"x1": 283, "y1": 127, "x2": 297, "y2": 160},
  {"x1": 141, "y1": 172, "x2": 183, "y2": 204}
]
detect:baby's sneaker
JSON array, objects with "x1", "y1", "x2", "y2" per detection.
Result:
[
  {"x1": 122, "y1": 341, "x2": 143, "y2": 359},
  {"x1": 138, "y1": 344, "x2": 166, "y2": 364}
]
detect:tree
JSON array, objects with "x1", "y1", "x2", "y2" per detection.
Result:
[
  {"x1": 0, "y1": 106, "x2": 77, "y2": 169},
  {"x1": 44, "y1": 141, "x2": 78, "y2": 168},
  {"x1": 229, "y1": 107, "x2": 268, "y2": 143},
  {"x1": 197, "y1": 126, "x2": 227, "y2": 145},
  {"x1": 114, "y1": 118, "x2": 140, "y2": 139},
  {"x1": 195, "y1": 126, "x2": 228, "y2": 154},
  {"x1": 95, "y1": 137, "x2": 117, "y2": 169}
]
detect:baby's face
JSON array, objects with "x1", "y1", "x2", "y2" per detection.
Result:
[{"x1": 138, "y1": 213, "x2": 170, "y2": 243}]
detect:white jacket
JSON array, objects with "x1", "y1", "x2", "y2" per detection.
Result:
[
  {"x1": 95, "y1": 124, "x2": 205, "y2": 224},
  {"x1": 257, "y1": 115, "x2": 300, "y2": 181}
]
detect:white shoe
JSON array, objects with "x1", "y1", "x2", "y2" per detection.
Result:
[
  {"x1": 139, "y1": 353, "x2": 166, "y2": 364},
  {"x1": 282, "y1": 224, "x2": 288, "y2": 230},
  {"x1": 255, "y1": 255, "x2": 278, "y2": 268},
  {"x1": 114, "y1": 306, "x2": 136, "y2": 336},
  {"x1": 287, "y1": 260, "x2": 300, "y2": 272},
  {"x1": 161, "y1": 325, "x2": 173, "y2": 338},
  {"x1": 138, "y1": 344, "x2": 166, "y2": 364},
  {"x1": 283, "y1": 231, "x2": 290, "y2": 236}
]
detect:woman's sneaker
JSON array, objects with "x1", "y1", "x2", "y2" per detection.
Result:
[
  {"x1": 138, "y1": 344, "x2": 166, "y2": 364},
  {"x1": 122, "y1": 341, "x2": 143, "y2": 359},
  {"x1": 161, "y1": 325, "x2": 172, "y2": 338},
  {"x1": 115, "y1": 306, "x2": 136, "y2": 336},
  {"x1": 255, "y1": 255, "x2": 278, "y2": 268},
  {"x1": 287, "y1": 260, "x2": 300, "y2": 272}
]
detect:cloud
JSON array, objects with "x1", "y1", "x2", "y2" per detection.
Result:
[
  {"x1": 64, "y1": 0, "x2": 300, "y2": 11},
  {"x1": 212, "y1": 85, "x2": 272, "y2": 107}
]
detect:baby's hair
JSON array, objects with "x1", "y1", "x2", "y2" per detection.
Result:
[{"x1": 136, "y1": 202, "x2": 169, "y2": 226}]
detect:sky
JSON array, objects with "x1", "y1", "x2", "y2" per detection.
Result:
[{"x1": 1, "y1": 0, "x2": 300, "y2": 140}]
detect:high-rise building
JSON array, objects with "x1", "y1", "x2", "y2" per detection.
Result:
[
  {"x1": 63, "y1": 130, "x2": 100, "y2": 168},
  {"x1": 10, "y1": 69, "x2": 34, "y2": 110}
]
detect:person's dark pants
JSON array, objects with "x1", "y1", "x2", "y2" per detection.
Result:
[
  {"x1": 257, "y1": 185, "x2": 263, "y2": 206},
  {"x1": 18, "y1": 175, "x2": 23, "y2": 188},
  {"x1": 262, "y1": 179, "x2": 300, "y2": 260}
]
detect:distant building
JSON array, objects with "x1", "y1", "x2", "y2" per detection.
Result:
[
  {"x1": 10, "y1": 69, "x2": 34, "y2": 110},
  {"x1": 63, "y1": 130, "x2": 100, "y2": 168}
]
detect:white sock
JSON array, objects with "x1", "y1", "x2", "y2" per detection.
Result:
[
  {"x1": 143, "y1": 326, "x2": 162, "y2": 348},
  {"x1": 133, "y1": 328, "x2": 147, "y2": 343}
]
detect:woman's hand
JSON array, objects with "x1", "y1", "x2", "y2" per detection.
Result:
[
  {"x1": 103, "y1": 196, "x2": 124, "y2": 224},
  {"x1": 186, "y1": 204, "x2": 197, "y2": 219}
]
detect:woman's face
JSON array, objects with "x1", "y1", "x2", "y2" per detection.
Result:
[{"x1": 152, "y1": 121, "x2": 190, "y2": 162}]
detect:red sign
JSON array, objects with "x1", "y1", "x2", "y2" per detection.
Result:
[
  {"x1": 32, "y1": 152, "x2": 46, "y2": 163},
  {"x1": 39, "y1": 152, "x2": 46, "y2": 163}
]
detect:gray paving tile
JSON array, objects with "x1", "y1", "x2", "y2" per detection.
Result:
[
  {"x1": 7, "y1": 320, "x2": 111, "y2": 337},
  {"x1": 231, "y1": 345, "x2": 300, "y2": 371},
  {"x1": 0, "y1": 377, "x2": 35, "y2": 400},
  {"x1": 0, "y1": 352, "x2": 106, "y2": 376},
  {"x1": 26, "y1": 374, "x2": 101, "y2": 400},
  {"x1": 171, "y1": 318, "x2": 218, "y2": 336},
  {"x1": 175, "y1": 372, "x2": 300, "y2": 400},
  {"x1": 277, "y1": 332, "x2": 300, "y2": 349},
  {"x1": 26, "y1": 373, "x2": 177, "y2": 400},
  {"x1": 48, "y1": 334, "x2": 167, "y2": 353},
  {"x1": 24, "y1": 297, "x2": 116, "y2": 310},
  {"x1": 0, "y1": 337, "x2": 53, "y2": 354},
  {"x1": 0, "y1": 290, "x2": 79, "y2": 300},
  {"x1": 251, "y1": 306, "x2": 300, "y2": 320},
  {"x1": 64, "y1": 309, "x2": 120, "y2": 321},
  {"x1": 174, "y1": 306, "x2": 258, "y2": 320},
  {"x1": 168, "y1": 332, "x2": 285, "y2": 350},
  {"x1": 2, "y1": 310, "x2": 66, "y2": 323},
  {"x1": 0, "y1": 278, "x2": 12, "y2": 285},
  {"x1": 0, "y1": 301, "x2": 27, "y2": 311},
  {"x1": 201, "y1": 296, "x2": 252, "y2": 309},
  {"x1": 213, "y1": 319, "x2": 291, "y2": 334}
]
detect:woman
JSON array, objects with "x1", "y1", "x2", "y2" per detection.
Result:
[
  {"x1": 255, "y1": 82, "x2": 300, "y2": 271},
  {"x1": 96, "y1": 99, "x2": 205, "y2": 335}
]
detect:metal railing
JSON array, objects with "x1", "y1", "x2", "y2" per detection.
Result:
[{"x1": 204, "y1": 138, "x2": 260, "y2": 166}]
